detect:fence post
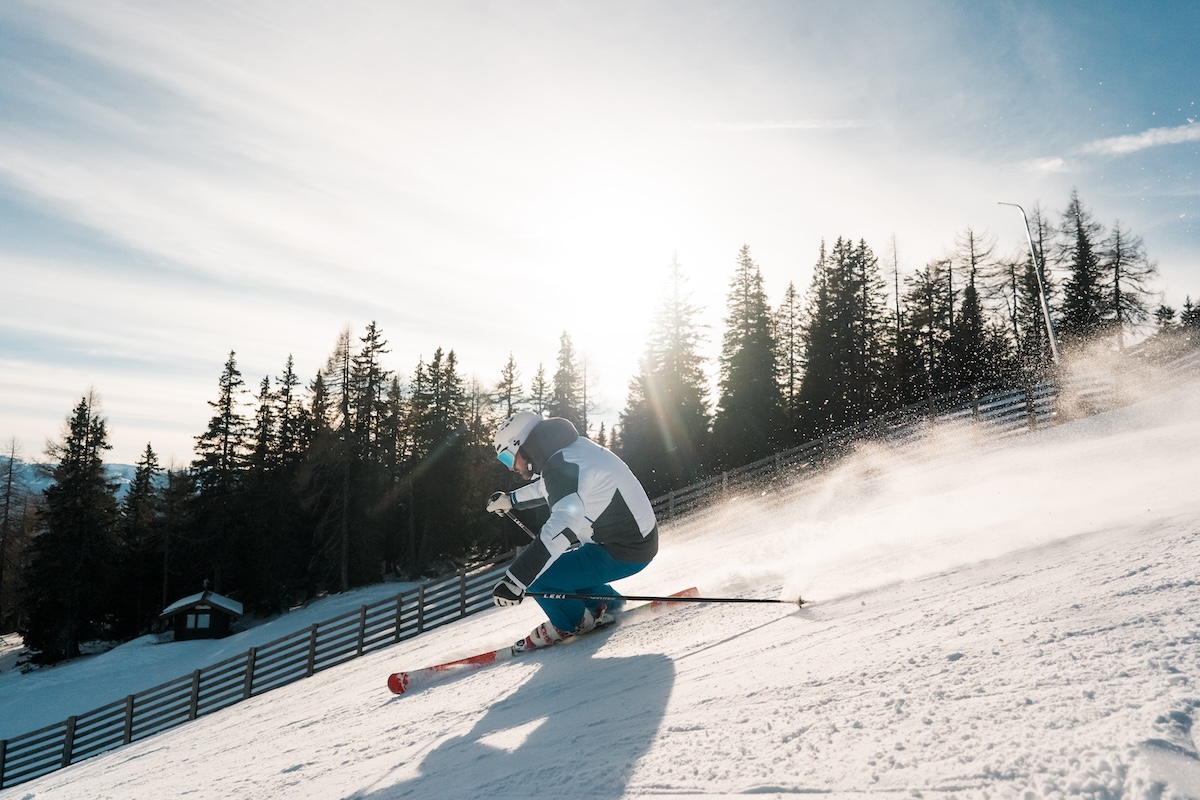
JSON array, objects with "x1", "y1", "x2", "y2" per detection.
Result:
[
  {"x1": 123, "y1": 695, "x2": 135, "y2": 745},
  {"x1": 305, "y1": 625, "x2": 319, "y2": 677},
  {"x1": 356, "y1": 606, "x2": 368, "y2": 655},
  {"x1": 417, "y1": 585, "x2": 426, "y2": 633},
  {"x1": 188, "y1": 670, "x2": 201, "y2": 721},
  {"x1": 1, "y1": 738, "x2": 7, "y2": 789},
  {"x1": 394, "y1": 592, "x2": 404, "y2": 642},
  {"x1": 458, "y1": 570, "x2": 468, "y2": 618},
  {"x1": 62, "y1": 716, "x2": 77, "y2": 767},
  {"x1": 1025, "y1": 382, "x2": 1037, "y2": 429},
  {"x1": 972, "y1": 384, "x2": 981, "y2": 422},
  {"x1": 668, "y1": 490, "x2": 675, "y2": 520},
  {"x1": 243, "y1": 647, "x2": 257, "y2": 699}
]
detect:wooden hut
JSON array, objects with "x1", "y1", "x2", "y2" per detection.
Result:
[{"x1": 160, "y1": 586, "x2": 244, "y2": 640}]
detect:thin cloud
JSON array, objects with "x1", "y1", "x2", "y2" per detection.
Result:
[
  {"x1": 1018, "y1": 156, "x2": 1071, "y2": 174},
  {"x1": 1081, "y1": 122, "x2": 1200, "y2": 156},
  {"x1": 709, "y1": 119, "x2": 871, "y2": 132}
]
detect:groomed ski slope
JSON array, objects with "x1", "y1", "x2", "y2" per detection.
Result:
[{"x1": 4, "y1": 371, "x2": 1200, "y2": 799}]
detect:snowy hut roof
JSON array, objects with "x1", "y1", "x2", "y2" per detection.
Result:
[{"x1": 160, "y1": 590, "x2": 244, "y2": 618}]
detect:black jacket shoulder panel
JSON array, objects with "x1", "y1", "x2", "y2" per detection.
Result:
[{"x1": 522, "y1": 418, "x2": 580, "y2": 473}]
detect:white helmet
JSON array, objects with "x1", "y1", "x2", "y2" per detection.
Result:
[{"x1": 493, "y1": 410, "x2": 542, "y2": 468}]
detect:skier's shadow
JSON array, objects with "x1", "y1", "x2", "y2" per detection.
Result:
[{"x1": 356, "y1": 643, "x2": 676, "y2": 799}]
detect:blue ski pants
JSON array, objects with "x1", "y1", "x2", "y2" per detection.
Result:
[{"x1": 527, "y1": 544, "x2": 650, "y2": 633}]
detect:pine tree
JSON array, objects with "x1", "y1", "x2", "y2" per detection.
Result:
[
  {"x1": 191, "y1": 351, "x2": 250, "y2": 593},
  {"x1": 776, "y1": 281, "x2": 805, "y2": 446},
  {"x1": 712, "y1": 245, "x2": 783, "y2": 468},
  {"x1": 275, "y1": 355, "x2": 308, "y2": 466},
  {"x1": 22, "y1": 393, "x2": 118, "y2": 663},
  {"x1": 1181, "y1": 297, "x2": 1200, "y2": 331},
  {"x1": 494, "y1": 353, "x2": 523, "y2": 419},
  {"x1": 797, "y1": 239, "x2": 891, "y2": 435},
  {"x1": 1057, "y1": 189, "x2": 1107, "y2": 345},
  {"x1": 619, "y1": 257, "x2": 711, "y2": 494},
  {"x1": 549, "y1": 332, "x2": 585, "y2": 431},
  {"x1": 352, "y1": 321, "x2": 393, "y2": 460},
  {"x1": 896, "y1": 259, "x2": 956, "y2": 402},
  {"x1": 1101, "y1": 221, "x2": 1158, "y2": 351},
  {"x1": 404, "y1": 348, "x2": 472, "y2": 573},
  {"x1": 110, "y1": 443, "x2": 163, "y2": 636},
  {"x1": 158, "y1": 468, "x2": 194, "y2": 612},
  {"x1": 241, "y1": 374, "x2": 299, "y2": 613},
  {"x1": 528, "y1": 363, "x2": 551, "y2": 415},
  {"x1": 1, "y1": 438, "x2": 34, "y2": 631},
  {"x1": 951, "y1": 227, "x2": 999, "y2": 388}
]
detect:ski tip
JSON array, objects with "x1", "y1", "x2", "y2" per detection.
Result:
[
  {"x1": 387, "y1": 673, "x2": 408, "y2": 695},
  {"x1": 796, "y1": 596, "x2": 807, "y2": 608}
]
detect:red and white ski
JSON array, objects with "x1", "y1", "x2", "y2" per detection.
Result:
[{"x1": 386, "y1": 587, "x2": 700, "y2": 695}]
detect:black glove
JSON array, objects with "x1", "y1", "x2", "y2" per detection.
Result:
[{"x1": 492, "y1": 577, "x2": 524, "y2": 607}]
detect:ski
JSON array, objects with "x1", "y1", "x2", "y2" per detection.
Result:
[{"x1": 386, "y1": 587, "x2": 700, "y2": 695}]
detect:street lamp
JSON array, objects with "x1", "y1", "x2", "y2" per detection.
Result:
[{"x1": 999, "y1": 202, "x2": 1061, "y2": 363}]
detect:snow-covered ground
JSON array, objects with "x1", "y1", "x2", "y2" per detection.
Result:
[{"x1": 2, "y1": 372, "x2": 1199, "y2": 799}]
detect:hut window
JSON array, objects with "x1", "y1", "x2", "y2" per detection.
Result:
[{"x1": 186, "y1": 613, "x2": 212, "y2": 630}]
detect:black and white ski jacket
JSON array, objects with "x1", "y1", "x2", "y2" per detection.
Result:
[{"x1": 505, "y1": 418, "x2": 659, "y2": 589}]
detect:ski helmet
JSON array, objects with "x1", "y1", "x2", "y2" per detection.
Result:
[{"x1": 493, "y1": 410, "x2": 541, "y2": 468}]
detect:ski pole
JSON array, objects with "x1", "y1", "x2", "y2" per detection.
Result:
[
  {"x1": 504, "y1": 510, "x2": 537, "y2": 540},
  {"x1": 526, "y1": 590, "x2": 806, "y2": 608}
]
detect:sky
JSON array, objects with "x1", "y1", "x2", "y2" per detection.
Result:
[
  {"x1": 2, "y1": 366, "x2": 1199, "y2": 797},
  {"x1": 1, "y1": 0, "x2": 1198, "y2": 466}
]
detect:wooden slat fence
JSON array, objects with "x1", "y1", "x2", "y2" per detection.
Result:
[
  {"x1": 651, "y1": 379, "x2": 1058, "y2": 523},
  {"x1": 0, "y1": 560, "x2": 510, "y2": 790}
]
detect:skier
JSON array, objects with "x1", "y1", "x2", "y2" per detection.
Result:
[{"x1": 487, "y1": 411, "x2": 659, "y2": 652}]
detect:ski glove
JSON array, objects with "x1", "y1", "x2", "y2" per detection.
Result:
[
  {"x1": 486, "y1": 491, "x2": 514, "y2": 515},
  {"x1": 492, "y1": 578, "x2": 524, "y2": 607}
]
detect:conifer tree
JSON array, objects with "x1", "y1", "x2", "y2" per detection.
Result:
[
  {"x1": 712, "y1": 245, "x2": 783, "y2": 468},
  {"x1": 528, "y1": 363, "x2": 551, "y2": 415},
  {"x1": 619, "y1": 257, "x2": 710, "y2": 493},
  {"x1": 22, "y1": 393, "x2": 118, "y2": 663},
  {"x1": 191, "y1": 351, "x2": 250, "y2": 593},
  {"x1": 404, "y1": 348, "x2": 471, "y2": 572},
  {"x1": 241, "y1": 374, "x2": 300, "y2": 613},
  {"x1": 111, "y1": 443, "x2": 162, "y2": 636},
  {"x1": 1056, "y1": 189, "x2": 1107, "y2": 345},
  {"x1": 1181, "y1": 297, "x2": 1200, "y2": 332},
  {"x1": 353, "y1": 321, "x2": 393, "y2": 460},
  {"x1": 896, "y1": 259, "x2": 956, "y2": 402},
  {"x1": 309, "y1": 330, "x2": 357, "y2": 592},
  {"x1": 494, "y1": 353, "x2": 523, "y2": 419},
  {"x1": 275, "y1": 355, "x2": 308, "y2": 466},
  {"x1": 250, "y1": 376, "x2": 276, "y2": 471},
  {"x1": 0, "y1": 438, "x2": 34, "y2": 632},
  {"x1": 549, "y1": 332, "x2": 585, "y2": 431},
  {"x1": 158, "y1": 468, "x2": 194, "y2": 611},
  {"x1": 776, "y1": 281, "x2": 805, "y2": 446},
  {"x1": 797, "y1": 239, "x2": 891, "y2": 434},
  {"x1": 951, "y1": 228, "x2": 999, "y2": 388},
  {"x1": 1101, "y1": 221, "x2": 1158, "y2": 351}
]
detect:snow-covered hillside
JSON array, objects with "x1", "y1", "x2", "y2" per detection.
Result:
[{"x1": 2, "y1": 372, "x2": 1199, "y2": 799}]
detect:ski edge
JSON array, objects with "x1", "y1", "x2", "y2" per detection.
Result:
[{"x1": 386, "y1": 586, "x2": 700, "y2": 696}]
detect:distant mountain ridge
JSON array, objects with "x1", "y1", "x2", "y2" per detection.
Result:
[{"x1": 1, "y1": 458, "x2": 140, "y2": 501}]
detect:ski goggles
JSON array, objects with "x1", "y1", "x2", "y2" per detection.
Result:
[{"x1": 496, "y1": 447, "x2": 516, "y2": 469}]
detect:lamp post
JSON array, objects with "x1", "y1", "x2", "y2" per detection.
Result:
[{"x1": 999, "y1": 202, "x2": 1060, "y2": 363}]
